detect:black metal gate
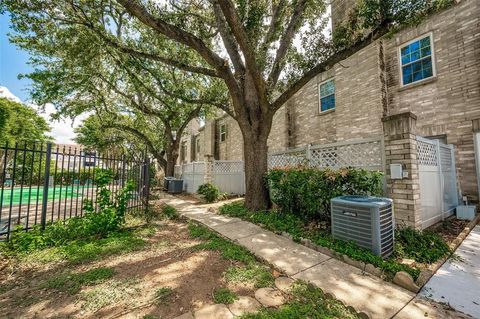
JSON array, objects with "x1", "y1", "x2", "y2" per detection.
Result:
[{"x1": 0, "y1": 142, "x2": 150, "y2": 239}]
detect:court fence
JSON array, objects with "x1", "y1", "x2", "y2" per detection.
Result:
[{"x1": 0, "y1": 142, "x2": 150, "y2": 240}]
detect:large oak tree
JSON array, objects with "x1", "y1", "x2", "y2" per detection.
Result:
[{"x1": 4, "y1": 0, "x2": 429, "y2": 210}]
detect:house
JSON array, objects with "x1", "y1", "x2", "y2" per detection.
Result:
[{"x1": 177, "y1": 0, "x2": 480, "y2": 229}]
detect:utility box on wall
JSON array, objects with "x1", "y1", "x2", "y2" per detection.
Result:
[
  {"x1": 456, "y1": 205, "x2": 476, "y2": 221},
  {"x1": 390, "y1": 164, "x2": 403, "y2": 179}
]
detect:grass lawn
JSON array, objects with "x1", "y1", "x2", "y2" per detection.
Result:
[
  {"x1": 0, "y1": 185, "x2": 90, "y2": 207},
  {"x1": 0, "y1": 202, "x2": 361, "y2": 319}
]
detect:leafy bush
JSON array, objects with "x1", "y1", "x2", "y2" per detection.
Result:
[
  {"x1": 395, "y1": 227, "x2": 450, "y2": 263},
  {"x1": 5, "y1": 169, "x2": 134, "y2": 253},
  {"x1": 266, "y1": 167, "x2": 384, "y2": 220},
  {"x1": 197, "y1": 183, "x2": 220, "y2": 203}
]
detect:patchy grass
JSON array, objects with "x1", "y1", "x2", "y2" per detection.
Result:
[
  {"x1": 15, "y1": 230, "x2": 146, "y2": 265},
  {"x1": 219, "y1": 202, "x2": 421, "y2": 280},
  {"x1": 79, "y1": 278, "x2": 141, "y2": 312},
  {"x1": 43, "y1": 267, "x2": 115, "y2": 294},
  {"x1": 153, "y1": 287, "x2": 174, "y2": 304},
  {"x1": 225, "y1": 264, "x2": 274, "y2": 288},
  {"x1": 189, "y1": 223, "x2": 257, "y2": 264},
  {"x1": 240, "y1": 281, "x2": 360, "y2": 319},
  {"x1": 213, "y1": 288, "x2": 238, "y2": 304}
]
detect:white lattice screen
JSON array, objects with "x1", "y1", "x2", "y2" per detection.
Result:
[
  {"x1": 268, "y1": 137, "x2": 384, "y2": 171},
  {"x1": 213, "y1": 161, "x2": 244, "y2": 173},
  {"x1": 417, "y1": 138, "x2": 438, "y2": 166}
]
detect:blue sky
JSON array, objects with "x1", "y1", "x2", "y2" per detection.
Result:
[{"x1": 0, "y1": 13, "x2": 33, "y2": 102}]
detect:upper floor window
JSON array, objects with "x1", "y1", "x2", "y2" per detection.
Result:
[
  {"x1": 319, "y1": 79, "x2": 335, "y2": 112},
  {"x1": 220, "y1": 124, "x2": 227, "y2": 142},
  {"x1": 399, "y1": 34, "x2": 434, "y2": 86}
]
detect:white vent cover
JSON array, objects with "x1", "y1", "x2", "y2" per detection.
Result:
[{"x1": 331, "y1": 196, "x2": 394, "y2": 258}]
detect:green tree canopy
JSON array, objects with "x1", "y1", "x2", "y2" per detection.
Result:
[{"x1": 0, "y1": 97, "x2": 51, "y2": 145}]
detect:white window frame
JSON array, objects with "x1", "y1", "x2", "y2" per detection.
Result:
[
  {"x1": 397, "y1": 32, "x2": 436, "y2": 88},
  {"x1": 318, "y1": 78, "x2": 335, "y2": 113},
  {"x1": 220, "y1": 124, "x2": 227, "y2": 142}
]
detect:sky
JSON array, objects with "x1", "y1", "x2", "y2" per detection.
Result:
[{"x1": 0, "y1": 13, "x2": 82, "y2": 144}]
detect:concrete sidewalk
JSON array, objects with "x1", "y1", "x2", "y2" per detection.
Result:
[
  {"x1": 159, "y1": 196, "x2": 467, "y2": 319},
  {"x1": 420, "y1": 225, "x2": 480, "y2": 318}
]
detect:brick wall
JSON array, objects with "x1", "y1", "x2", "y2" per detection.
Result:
[{"x1": 384, "y1": 0, "x2": 480, "y2": 200}]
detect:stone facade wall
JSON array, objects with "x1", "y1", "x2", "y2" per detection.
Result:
[
  {"x1": 216, "y1": 115, "x2": 244, "y2": 161},
  {"x1": 383, "y1": 0, "x2": 480, "y2": 200}
]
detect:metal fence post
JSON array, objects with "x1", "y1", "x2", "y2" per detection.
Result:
[
  {"x1": 40, "y1": 143, "x2": 52, "y2": 229},
  {"x1": 143, "y1": 158, "x2": 150, "y2": 210}
]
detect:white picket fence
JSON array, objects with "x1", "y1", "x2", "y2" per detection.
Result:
[{"x1": 175, "y1": 160, "x2": 245, "y2": 194}]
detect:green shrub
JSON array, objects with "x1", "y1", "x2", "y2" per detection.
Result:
[
  {"x1": 161, "y1": 204, "x2": 180, "y2": 220},
  {"x1": 266, "y1": 167, "x2": 384, "y2": 220},
  {"x1": 395, "y1": 227, "x2": 450, "y2": 263},
  {"x1": 197, "y1": 183, "x2": 220, "y2": 203},
  {"x1": 5, "y1": 169, "x2": 134, "y2": 253}
]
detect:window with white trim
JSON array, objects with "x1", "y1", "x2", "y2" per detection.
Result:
[
  {"x1": 399, "y1": 34, "x2": 434, "y2": 86},
  {"x1": 220, "y1": 124, "x2": 227, "y2": 142},
  {"x1": 319, "y1": 79, "x2": 335, "y2": 112}
]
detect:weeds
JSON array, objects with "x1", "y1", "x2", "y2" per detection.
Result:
[
  {"x1": 43, "y1": 267, "x2": 115, "y2": 294},
  {"x1": 213, "y1": 288, "x2": 238, "y2": 304},
  {"x1": 224, "y1": 264, "x2": 274, "y2": 288},
  {"x1": 161, "y1": 204, "x2": 180, "y2": 220},
  {"x1": 153, "y1": 287, "x2": 173, "y2": 304}
]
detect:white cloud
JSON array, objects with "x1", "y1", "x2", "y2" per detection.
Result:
[
  {"x1": 0, "y1": 85, "x2": 85, "y2": 144},
  {"x1": 0, "y1": 86, "x2": 22, "y2": 103}
]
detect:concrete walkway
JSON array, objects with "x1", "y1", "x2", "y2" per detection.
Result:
[
  {"x1": 420, "y1": 225, "x2": 480, "y2": 318},
  {"x1": 159, "y1": 196, "x2": 468, "y2": 319}
]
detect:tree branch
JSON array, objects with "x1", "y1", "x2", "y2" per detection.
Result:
[
  {"x1": 216, "y1": 0, "x2": 267, "y2": 104},
  {"x1": 268, "y1": 0, "x2": 308, "y2": 87},
  {"x1": 271, "y1": 24, "x2": 390, "y2": 111}
]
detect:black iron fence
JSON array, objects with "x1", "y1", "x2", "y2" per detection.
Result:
[{"x1": 0, "y1": 142, "x2": 150, "y2": 239}]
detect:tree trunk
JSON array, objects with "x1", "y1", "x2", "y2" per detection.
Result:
[
  {"x1": 243, "y1": 132, "x2": 271, "y2": 211},
  {"x1": 165, "y1": 144, "x2": 179, "y2": 177}
]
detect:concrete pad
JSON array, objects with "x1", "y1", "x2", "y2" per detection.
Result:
[
  {"x1": 420, "y1": 226, "x2": 480, "y2": 318},
  {"x1": 212, "y1": 221, "x2": 263, "y2": 240},
  {"x1": 237, "y1": 232, "x2": 331, "y2": 275},
  {"x1": 293, "y1": 258, "x2": 415, "y2": 319},
  {"x1": 194, "y1": 304, "x2": 233, "y2": 319},
  {"x1": 228, "y1": 296, "x2": 261, "y2": 316},
  {"x1": 393, "y1": 296, "x2": 471, "y2": 319}
]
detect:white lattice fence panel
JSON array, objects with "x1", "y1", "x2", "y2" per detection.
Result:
[
  {"x1": 309, "y1": 140, "x2": 382, "y2": 170},
  {"x1": 268, "y1": 150, "x2": 307, "y2": 168},
  {"x1": 417, "y1": 138, "x2": 438, "y2": 166},
  {"x1": 213, "y1": 161, "x2": 244, "y2": 173}
]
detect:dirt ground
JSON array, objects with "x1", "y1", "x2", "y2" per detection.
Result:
[
  {"x1": 0, "y1": 219, "x2": 261, "y2": 319},
  {"x1": 427, "y1": 216, "x2": 469, "y2": 243}
]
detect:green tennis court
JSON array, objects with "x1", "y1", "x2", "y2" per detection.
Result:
[{"x1": 0, "y1": 186, "x2": 91, "y2": 207}]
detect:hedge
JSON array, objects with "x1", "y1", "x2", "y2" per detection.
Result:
[{"x1": 265, "y1": 167, "x2": 384, "y2": 220}]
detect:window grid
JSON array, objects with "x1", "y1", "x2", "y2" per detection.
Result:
[
  {"x1": 319, "y1": 79, "x2": 335, "y2": 112},
  {"x1": 220, "y1": 124, "x2": 227, "y2": 142},
  {"x1": 400, "y1": 35, "x2": 434, "y2": 86}
]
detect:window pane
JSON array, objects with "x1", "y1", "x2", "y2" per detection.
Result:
[
  {"x1": 401, "y1": 55, "x2": 411, "y2": 65},
  {"x1": 401, "y1": 46, "x2": 410, "y2": 56},
  {"x1": 412, "y1": 62, "x2": 422, "y2": 73},
  {"x1": 423, "y1": 67, "x2": 433, "y2": 78},
  {"x1": 402, "y1": 65, "x2": 413, "y2": 85},
  {"x1": 420, "y1": 36, "x2": 430, "y2": 48},
  {"x1": 321, "y1": 95, "x2": 335, "y2": 112},
  {"x1": 422, "y1": 59, "x2": 432, "y2": 70},
  {"x1": 413, "y1": 71, "x2": 423, "y2": 82},
  {"x1": 421, "y1": 47, "x2": 431, "y2": 58},
  {"x1": 411, "y1": 50, "x2": 420, "y2": 62},
  {"x1": 320, "y1": 80, "x2": 335, "y2": 97},
  {"x1": 410, "y1": 41, "x2": 420, "y2": 52}
]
